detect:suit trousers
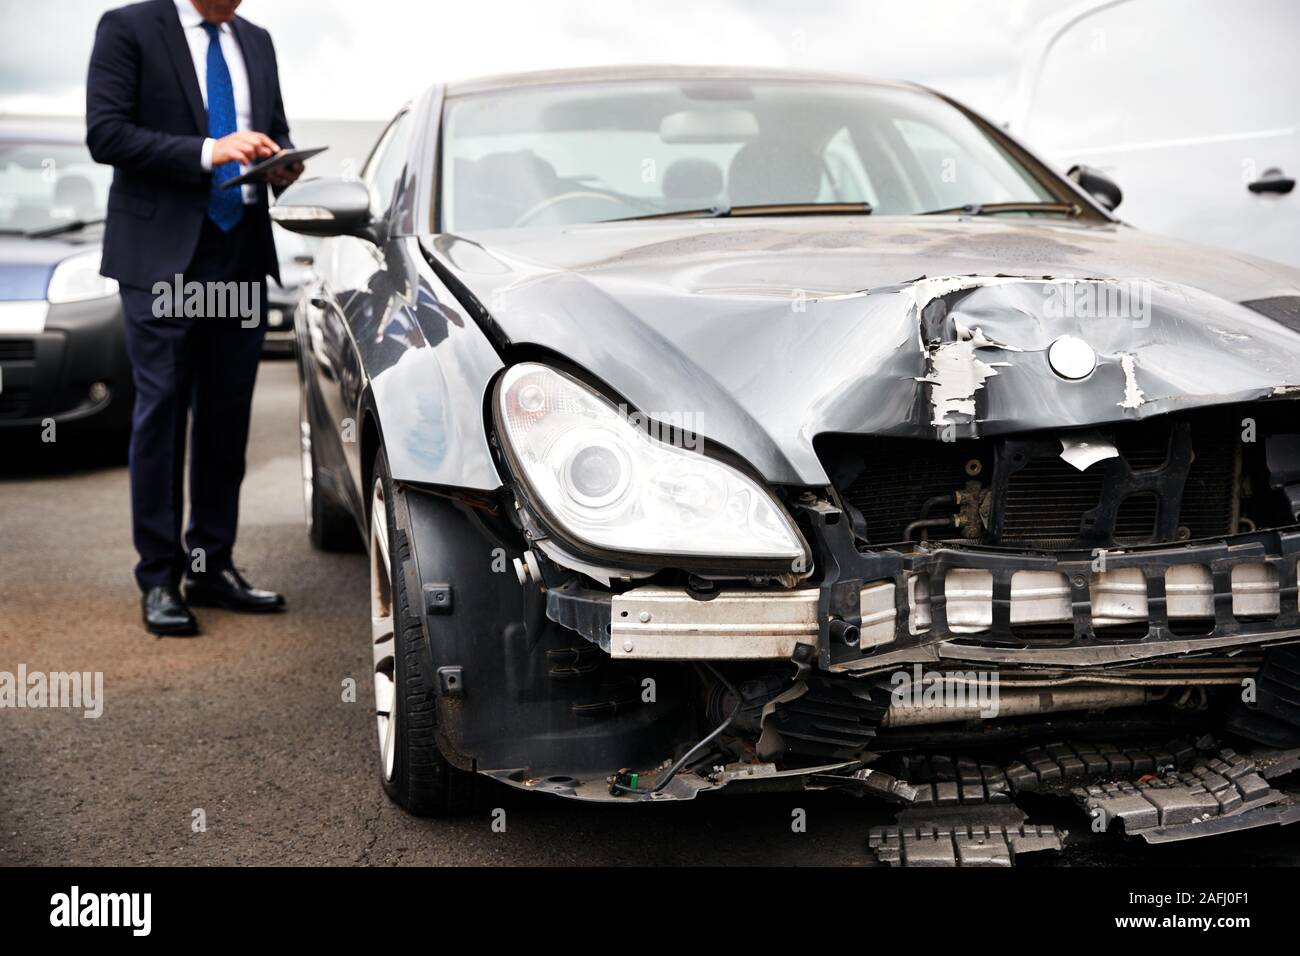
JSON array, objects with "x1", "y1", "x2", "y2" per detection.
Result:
[{"x1": 119, "y1": 215, "x2": 269, "y2": 591}]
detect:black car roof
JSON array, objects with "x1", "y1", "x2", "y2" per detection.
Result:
[{"x1": 443, "y1": 64, "x2": 926, "y2": 98}]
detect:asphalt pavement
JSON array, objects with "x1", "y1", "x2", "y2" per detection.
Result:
[{"x1": 2, "y1": 360, "x2": 1298, "y2": 866}]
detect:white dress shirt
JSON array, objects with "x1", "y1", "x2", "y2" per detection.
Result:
[{"x1": 174, "y1": 0, "x2": 256, "y2": 204}]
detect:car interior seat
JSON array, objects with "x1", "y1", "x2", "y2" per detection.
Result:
[
  {"x1": 53, "y1": 173, "x2": 98, "y2": 222},
  {"x1": 726, "y1": 141, "x2": 824, "y2": 207},
  {"x1": 661, "y1": 157, "x2": 724, "y2": 208}
]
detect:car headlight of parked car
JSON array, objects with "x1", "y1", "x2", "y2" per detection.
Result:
[
  {"x1": 495, "y1": 362, "x2": 807, "y2": 566},
  {"x1": 46, "y1": 250, "x2": 119, "y2": 304}
]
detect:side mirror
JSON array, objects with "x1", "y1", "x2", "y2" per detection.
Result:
[
  {"x1": 270, "y1": 177, "x2": 380, "y2": 241},
  {"x1": 1068, "y1": 164, "x2": 1122, "y2": 212}
]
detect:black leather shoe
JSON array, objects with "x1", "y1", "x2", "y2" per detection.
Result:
[
  {"x1": 184, "y1": 568, "x2": 286, "y2": 613},
  {"x1": 142, "y1": 585, "x2": 199, "y2": 637}
]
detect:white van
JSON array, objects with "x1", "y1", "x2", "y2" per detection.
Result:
[{"x1": 1011, "y1": 0, "x2": 1299, "y2": 267}]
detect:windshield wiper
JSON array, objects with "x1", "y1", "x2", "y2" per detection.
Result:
[
  {"x1": 25, "y1": 217, "x2": 105, "y2": 239},
  {"x1": 918, "y1": 201, "x2": 1081, "y2": 218},
  {"x1": 617, "y1": 201, "x2": 873, "y2": 222}
]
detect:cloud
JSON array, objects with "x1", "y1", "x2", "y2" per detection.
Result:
[{"x1": 0, "y1": 0, "x2": 1074, "y2": 123}]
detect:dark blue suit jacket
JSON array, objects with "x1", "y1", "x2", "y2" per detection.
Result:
[{"x1": 86, "y1": 0, "x2": 293, "y2": 289}]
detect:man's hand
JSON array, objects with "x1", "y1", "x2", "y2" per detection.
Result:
[
  {"x1": 211, "y1": 130, "x2": 278, "y2": 167},
  {"x1": 266, "y1": 160, "x2": 304, "y2": 187}
]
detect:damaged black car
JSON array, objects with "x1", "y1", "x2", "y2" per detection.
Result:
[{"x1": 273, "y1": 66, "x2": 1300, "y2": 862}]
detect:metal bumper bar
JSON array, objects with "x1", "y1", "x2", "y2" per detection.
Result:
[{"x1": 546, "y1": 529, "x2": 1300, "y2": 664}]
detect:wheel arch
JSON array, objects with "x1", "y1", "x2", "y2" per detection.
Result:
[{"x1": 360, "y1": 394, "x2": 384, "y2": 523}]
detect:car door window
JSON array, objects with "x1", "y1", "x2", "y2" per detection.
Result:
[{"x1": 362, "y1": 111, "x2": 413, "y2": 217}]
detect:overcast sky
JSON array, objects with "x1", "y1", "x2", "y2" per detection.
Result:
[{"x1": 0, "y1": 0, "x2": 1077, "y2": 123}]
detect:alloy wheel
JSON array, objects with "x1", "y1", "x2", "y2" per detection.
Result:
[
  {"x1": 369, "y1": 477, "x2": 397, "y2": 782},
  {"x1": 298, "y1": 385, "x2": 314, "y2": 535}
]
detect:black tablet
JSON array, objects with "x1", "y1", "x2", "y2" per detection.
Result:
[{"x1": 220, "y1": 146, "x2": 328, "y2": 188}]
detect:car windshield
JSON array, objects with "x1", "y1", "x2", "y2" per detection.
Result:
[
  {"x1": 440, "y1": 79, "x2": 1063, "y2": 231},
  {"x1": 0, "y1": 140, "x2": 112, "y2": 234}
]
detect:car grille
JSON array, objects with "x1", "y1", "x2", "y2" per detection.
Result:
[
  {"x1": 999, "y1": 411, "x2": 1237, "y2": 548},
  {"x1": 837, "y1": 439, "x2": 971, "y2": 545},
  {"x1": 0, "y1": 337, "x2": 38, "y2": 419},
  {"x1": 0, "y1": 383, "x2": 33, "y2": 418},
  {"x1": 0, "y1": 338, "x2": 36, "y2": 362},
  {"x1": 831, "y1": 407, "x2": 1241, "y2": 549}
]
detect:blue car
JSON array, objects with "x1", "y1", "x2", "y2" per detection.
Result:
[{"x1": 0, "y1": 121, "x2": 131, "y2": 439}]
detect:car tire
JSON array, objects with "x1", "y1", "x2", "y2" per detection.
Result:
[
  {"x1": 370, "y1": 448, "x2": 476, "y2": 816},
  {"x1": 299, "y1": 379, "x2": 358, "y2": 551}
]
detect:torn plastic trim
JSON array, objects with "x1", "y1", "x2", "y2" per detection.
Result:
[
  {"x1": 904, "y1": 274, "x2": 1300, "y2": 438},
  {"x1": 1118, "y1": 352, "x2": 1145, "y2": 409},
  {"x1": 481, "y1": 759, "x2": 861, "y2": 803},
  {"x1": 1058, "y1": 431, "x2": 1119, "y2": 471},
  {"x1": 867, "y1": 741, "x2": 1300, "y2": 864},
  {"x1": 917, "y1": 318, "x2": 1016, "y2": 427}
]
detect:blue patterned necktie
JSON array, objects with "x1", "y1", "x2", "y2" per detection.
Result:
[{"x1": 203, "y1": 21, "x2": 243, "y2": 231}]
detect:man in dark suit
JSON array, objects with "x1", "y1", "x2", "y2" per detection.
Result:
[{"x1": 87, "y1": 0, "x2": 301, "y2": 635}]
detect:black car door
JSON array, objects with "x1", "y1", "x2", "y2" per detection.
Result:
[{"x1": 301, "y1": 111, "x2": 414, "y2": 506}]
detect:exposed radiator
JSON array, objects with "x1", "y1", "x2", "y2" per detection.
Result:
[{"x1": 833, "y1": 408, "x2": 1240, "y2": 549}]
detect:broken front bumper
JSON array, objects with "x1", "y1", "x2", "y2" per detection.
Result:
[
  {"x1": 865, "y1": 739, "x2": 1300, "y2": 866},
  {"x1": 547, "y1": 521, "x2": 1300, "y2": 669}
]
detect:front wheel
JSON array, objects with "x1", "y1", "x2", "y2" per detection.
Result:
[{"x1": 370, "y1": 449, "x2": 475, "y2": 815}]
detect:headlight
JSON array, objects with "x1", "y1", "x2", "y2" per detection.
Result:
[
  {"x1": 47, "y1": 251, "x2": 119, "y2": 304},
  {"x1": 495, "y1": 363, "x2": 807, "y2": 567}
]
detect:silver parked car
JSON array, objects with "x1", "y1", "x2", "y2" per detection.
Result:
[{"x1": 0, "y1": 121, "x2": 131, "y2": 439}]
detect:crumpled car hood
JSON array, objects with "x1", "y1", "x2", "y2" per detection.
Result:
[{"x1": 428, "y1": 217, "x2": 1300, "y2": 485}]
